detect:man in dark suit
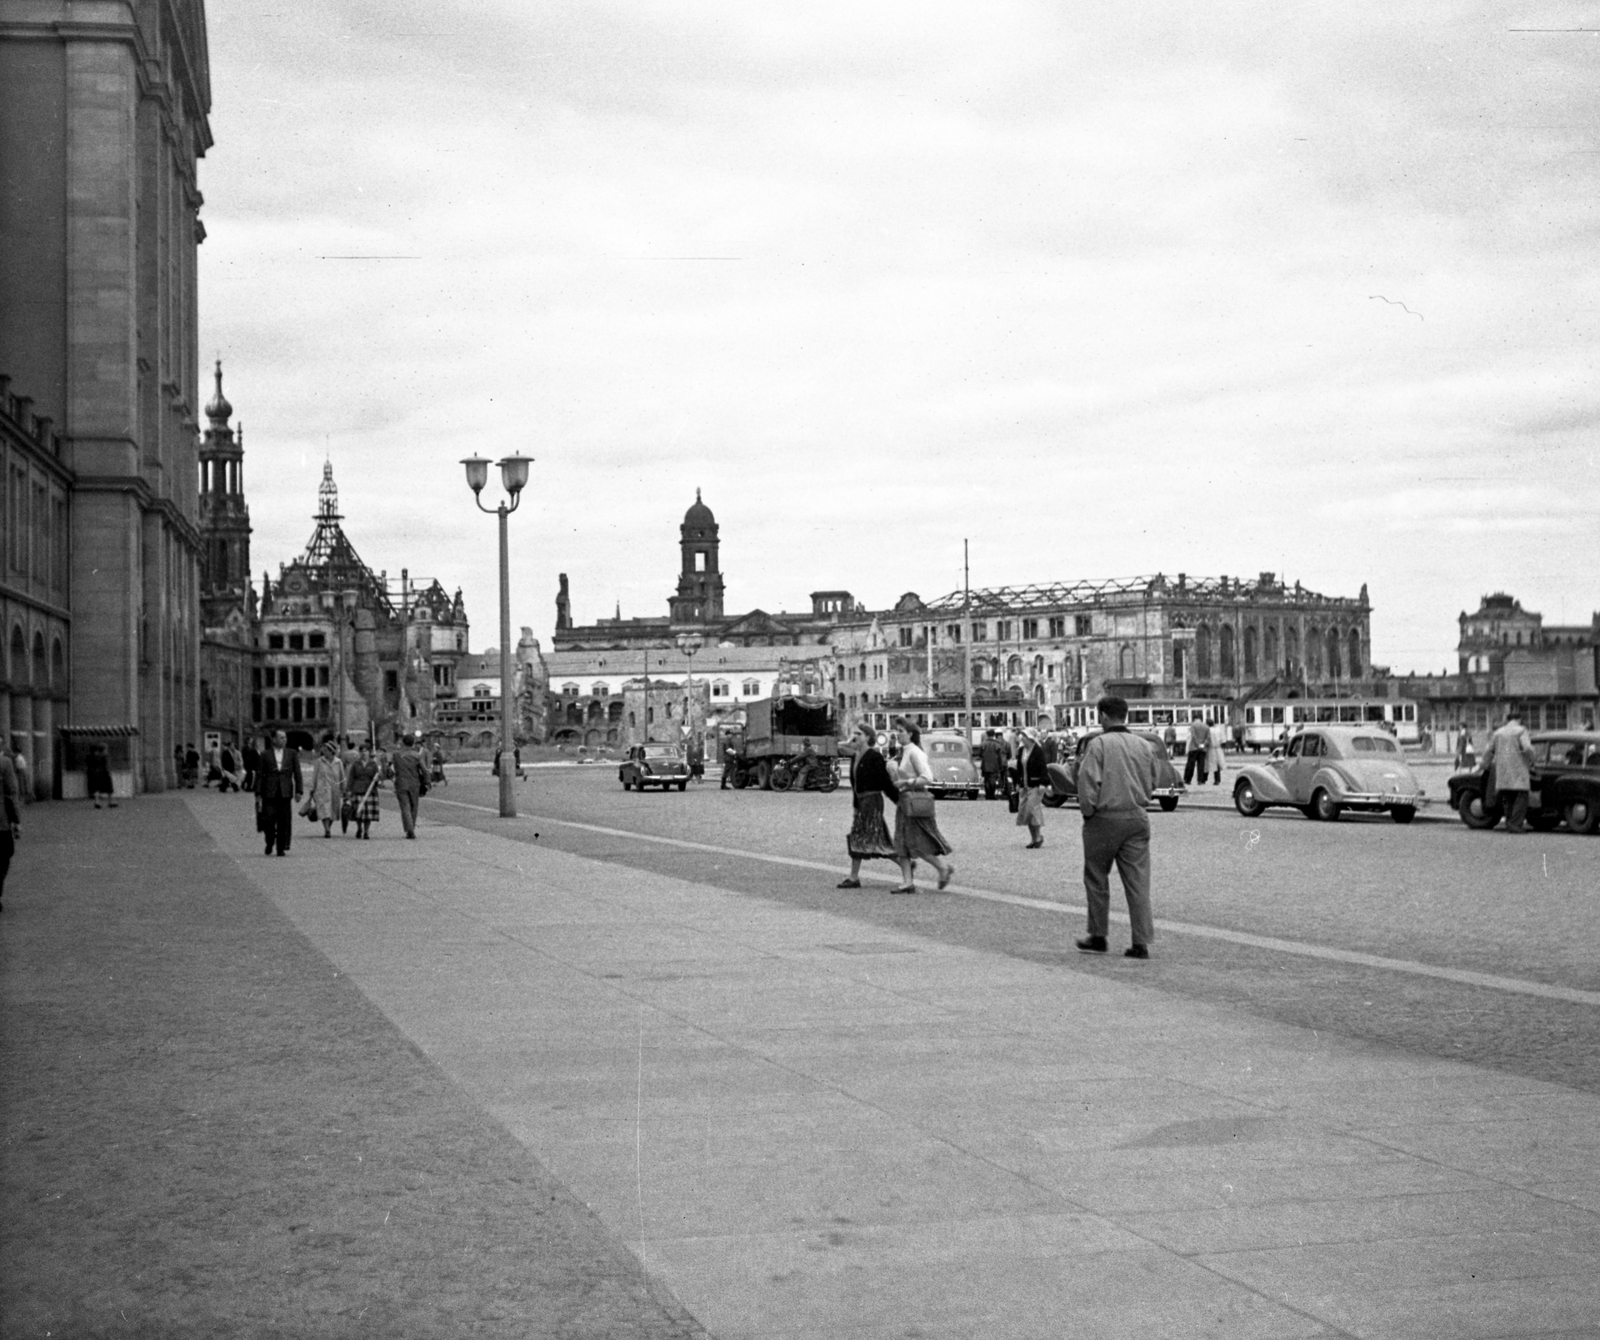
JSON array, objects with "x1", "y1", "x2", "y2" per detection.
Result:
[
  {"x1": 255, "y1": 729, "x2": 303, "y2": 856},
  {"x1": 387, "y1": 733, "x2": 426, "y2": 839}
]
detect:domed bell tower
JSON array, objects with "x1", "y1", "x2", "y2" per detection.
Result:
[
  {"x1": 198, "y1": 361, "x2": 252, "y2": 629},
  {"x1": 670, "y1": 489, "x2": 724, "y2": 623}
]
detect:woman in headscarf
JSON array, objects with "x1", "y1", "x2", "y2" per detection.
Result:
[
  {"x1": 346, "y1": 742, "x2": 382, "y2": 840},
  {"x1": 308, "y1": 739, "x2": 345, "y2": 839},
  {"x1": 1012, "y1": 726, "x2": 1049, "y2": 848},
  {"x1": 839, "y1": 722, "x2": 898, "y2": 888},
  {"x1": 889, "y1": 720, "x2": 955, "y2": 894}
]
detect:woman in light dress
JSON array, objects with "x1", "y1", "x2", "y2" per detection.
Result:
[
  {"x1": 889, "y1": 720, "x2": 955, "y2": 895},
  {"x1": 1012, "y1": 727, "x2": 1048, "y2": 848},
  {"x1": 307, "y1": 739, "x2": 345, "y2": 839}
]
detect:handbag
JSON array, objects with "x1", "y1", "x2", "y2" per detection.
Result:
[
  {"x1": 1008, "y1": 790, "x2": 1020, "y2": 814},
  {"x1": 903, "y1": 789, "x2": 936, "y2": 820}
]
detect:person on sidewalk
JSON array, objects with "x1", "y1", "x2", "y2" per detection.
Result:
[
  {"x1": 241, "y1": 737, "x2": 260, "y2": 792},
  {"x1": 889, "y1": 720, "x2": 955, "y2": 895},
  {"x1": 307, "y1": 740, "x2": 345, "y2": 839},
  {"x1": 0, "y1": 747, "x2": 19, "y2": 911},
  {"x1": 183, "y1": 743, "x2": 201, "y2": 789},
  {"x1": 387, "y1": 733, "x2": 427, "y2": 839},
  {"x1": 346, "y1": 743, "x2": 382, "y2": 840},
  {"x1": 1012, "y1": 727, "x2": 1049, "y2": 848},
  {"x1": 1206, "y1": 721, "x2": 1227, "y2": 787},
  {"x1": 1075, "y1": 695, "x2": 1160, "y2": 959},
  {"x1": 839, "y1": 723, "x2": 898, "y2": 888},
  {"x1": 1182, "y1": 717, "x2": 1210, "y2": 787},
  {"x1": 86, "y1": 743, "x2": 117, "y2": 808},
  {"x1": 255, "y1": 729, "x2": 303, "y2": 856},
  {"x1": 979, "y1": 730, "x2": 1007, "y2": 801},
  {"x1": 1480, "y1": 707, "x2": 1535, "y2": 834}
]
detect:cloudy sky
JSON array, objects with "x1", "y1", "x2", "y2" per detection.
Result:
[{"x1": 199, "y1": 1, "x2": 1600, "y2": 672}]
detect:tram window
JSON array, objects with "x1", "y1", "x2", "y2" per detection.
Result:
[
  {"x1": 1365, "y1": 705, "x2": 1385, "y2": 722},
  {"x1": 1315, "y1": 706, "x2": 1336, "y2": 723},
  {"x1": 1339, "y1": 705, "x2": 1361, "y2": 722},
  {"x1": 1128, "y1": 709, "x2": 1150, "y2": 724}
]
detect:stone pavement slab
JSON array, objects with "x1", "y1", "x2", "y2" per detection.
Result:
[{"x1": 179, "y1": 793, "x2": 1600, "y2": 1339}]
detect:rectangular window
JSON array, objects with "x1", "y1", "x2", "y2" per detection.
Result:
[
  {"x1": 898, "y1": 627, "x2": 913, "y2": 647},
  {"x1": 1021, "y1": 618, "x2": 1039, "y2": 640},
  {"x1": 291, "y1": 666, "x2": 303, "y2": 689},
  {"x1": 291, "y1": 697, "x2": 303, "y2": 722},
  {"x1": 289, "y1": 633, "x2": 304, "y2": 651},
  {"x1": 308, "y1": 633, "x2": 326, "y2": 649},
  {"x1": 318, "y1": 665, "x2": 330, "y2": 686},
  {"x1": 972, "y1": 622, "x2": 987, "y2": 641},
  {"x1": 996, "y1": 620, "x2": 1011, "y2": 641},
  {"x1": 251, "y1": 695, "x2": 262, "y2": 722},
  {"x1": 946, "y1": 624, "x2": 962, "y2": 644},
  {"x1": 385, "y1": 670, "x2": 398, "y2": 693},
  {"x1": 252, "y1": 667, "x2": 262, "y2": 690},
  {"x1": 1075, "y1": 615, "x2": 1092, "y2": 636},
  {"x1": 268, "y1": 634, "x2": 284, "y2": 650},
  {"x1": 743, "y1": 680, "x2": 760, "y2": 696},
  {"x1": 1048, "y1": 616, "x2": 1065, "y2": 638}
]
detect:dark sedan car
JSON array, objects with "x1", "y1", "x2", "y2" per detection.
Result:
[
  {"x1": 619, "y1": 743, "x2": 690, "y2": 792},
  {"x1": 1041, "y1": 729, "x2": 1184, "y2": 811},
  {"x1": 1449, "y1": 730, "x2": 1600, "y2": 834}
]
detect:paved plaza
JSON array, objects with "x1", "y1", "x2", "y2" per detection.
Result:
[{"x1": 3, "y1": 776, "x2": 1598, "y2": 1338}]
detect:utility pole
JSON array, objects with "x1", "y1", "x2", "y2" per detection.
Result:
[{"x1": 963, "y1": 540, "x2": 972, "y2": 743}]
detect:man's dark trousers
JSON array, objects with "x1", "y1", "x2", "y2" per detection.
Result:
[
  {"x1": 1499, "y1": 788, "x2": 1530, "y2": 832},
  {"x1": 262, "y1": 798, "x2": 293, "y2": 854},
  {"x1": 396, "y1": 788, "x2": 419, "y2": 837},
  {"x1": 1082, "y1": 808, "x2": 1155, "y2": 946},
  {"x1": 1182, "y1": 748, "x2": 1207, "y2": 786}
]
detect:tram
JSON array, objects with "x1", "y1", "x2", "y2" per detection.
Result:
[
  {"x1": 1241, "y1": 698, "x2": 1421, "y2": 750},
  {"x1": 862, "y1": 698, "x2": 1039, "y2": 745},
  {"x1": 1059, "y1": 699, "x2": 1232, "y2": 736}
]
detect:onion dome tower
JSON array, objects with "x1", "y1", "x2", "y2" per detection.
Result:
[
  {"x1": 198, "y1": 361, "x2": 251, "y2": 620},
  {"x1": 670, "y1": 489, "x2": 724, "y2": 623}
]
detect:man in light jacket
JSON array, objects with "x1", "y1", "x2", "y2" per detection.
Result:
[
  {"x1": 1481, "y1": 708, "x2": 1535, "y2": 834},
  {"x1": 1075, "y1": 695, "x2": 1161, "y2": 959}
]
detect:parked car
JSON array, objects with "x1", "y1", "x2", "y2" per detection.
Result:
[
  {"x1": 922, "y1": 731, "x2": 981, "y2": 800},
  {"x1": 1041, "y1": 729, "x2": 1184, "y2": 811},
  {"x1": 1448, "y1": 731, "x2": 1600, "y2": 834},
  {"x1": 1233, "y1": 727, "x2": 1426, "y2": 823},
  {"x1": 619, "y1": 743, "x2": 690, "y2": 792}
]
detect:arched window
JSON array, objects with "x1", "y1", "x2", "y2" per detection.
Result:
[
  {"x1": 33, "y1": 632, "x2": 46, "y2": 687},
  {"x1": 1265, "y1": 625, "x2": 1279, "y2": 672},
  {"x1": 1195, "y1": 624, "x2": 1212, "y2": 679},
  {"x1": 1306, "y1": 627, "x2": 1322, "y2": 678},
  {"x1": 1219, "y1": 625, "x2": 1236, "y2": 680},
  {"x1": 12, "y1": 626, "x2": 26, "y2": 685},
  {"x1": 1119, "y1": 644, "x2": 1134, "y2": 677},
  {"x1": 586, "y1": 700, "x2": 603, "y2": 723},
  {"x1": 1243, "y1": 626, "x2": 1258, "y2": 678},
  {"x1": 609, "y1": 700, "x2": 624, "y2": 722},
  {"x1": 1006, "y1": 655, "x2": 1024, "y2": 679},
  {"x1": 1034, "y1": 684, "x2": 1046, "y2": 705},
  {"x1": 1032, "y1": 654, "x2": 1044, "y2": 680},
  {"x1": 565, "y1": 703, "x2": 582, "y2": 725},
  {"x1": 1326, "y1": 629, "x2": 1342, "y2": 680},
  {"x1": 1284, "y1": 626, "x2": 1298, "y2": 674},
  {"x1": 1347, "y1": 629, "x2": 1362, "y2": 678}
]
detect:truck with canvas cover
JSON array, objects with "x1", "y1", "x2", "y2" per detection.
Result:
[{"x1": 728, "y1": 695, "x2": 840, "y2": 791}]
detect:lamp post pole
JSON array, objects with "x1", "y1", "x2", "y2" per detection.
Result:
[
  {"x1": 676, "y1": 632, "x2": 703, "y2": 757},
  {"x1": 462, "y1": 453, "x2": 532, "y2": 819}
]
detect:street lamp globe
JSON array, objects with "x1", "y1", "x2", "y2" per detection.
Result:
[
  {"x1": 498, "y1": 455, "x2": 532, "y2": 497},
  {"x1": 460, "y1": 455, "x2": 491, "y2": 495}
]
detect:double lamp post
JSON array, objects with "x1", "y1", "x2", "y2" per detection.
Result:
[{"x1": 462, "y1": 453, "x2": 531, "y2": 819}]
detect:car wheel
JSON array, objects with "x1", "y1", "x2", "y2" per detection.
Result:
[
  {"x1": 968, "y1": 790, "x2": 979, "y2": 801},
  {"x1": 1158, "y1": 796, "x2": 1179, "y2": 812},
  {"x1": 1391, "y1": 806, "x2": 1416, "y2": 825},
  {"x1": 678, "y1": 780, "x2": 687, "y2": 792},
  {"x1": 1565, "y1": 798, "x2": 1599, "y2": 835},
  {"x1": 1457, "y1": 789, "x2": 1500, "y2": 830},
  {"x1": 731, "y1": 769, "x2": 748, "y2": 790},
  {"x1": 1311, "y1": 787, "x2": 1342, "y2": 822},
  {"x1": 1233, "y1": 779, "x2": 1265, "y2": 818}
]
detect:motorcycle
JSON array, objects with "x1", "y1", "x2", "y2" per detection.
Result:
[{"x1": 770, "y1": 756, "x2": 840, "y2": 792}]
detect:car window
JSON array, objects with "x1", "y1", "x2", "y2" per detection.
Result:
[
  {"x1": 1286, "y1": 735, "x2": 1303, "y2": 758},
  {"x1": 1555, "y1": 741, "x2": 1587, "y2": 766},
  {"x1": 1351, "y1": 736, "x2": 1398, "y2": 754},
  {"x1": 1301, "y1": 734, "x2": 1323, "y2": 758},
  {"x1": 1586, "y1": 744, "x2": 1600, "y2": 768}
]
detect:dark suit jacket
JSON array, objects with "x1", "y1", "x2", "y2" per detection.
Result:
[
  {"x1": 388, "y1": 748, "x2": 425, "y2": 797},
  {"x1": 1012, "y1": 743, "x2": 1049, "y2": 788},
  {"x1": 255, "y1": 747, "x2": 303, "y2": 800}
]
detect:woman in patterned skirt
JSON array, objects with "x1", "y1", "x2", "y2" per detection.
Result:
[
  {"x1": 890, "y1": 720, "x2": 955, "y2": 895},
  {"x1": 346, "y1": 742, "x2": 382, "y2": 840},
  {"x1": 839, "y1": 722, "x2": 898, "y2": 888}
]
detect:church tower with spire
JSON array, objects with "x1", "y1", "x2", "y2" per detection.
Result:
[
  {"x1": 670, "y1": 489, "x2": 725, "y2": 623},
  {"x1": 198, "y1": 361, "x2": 252, "y2": 625}
]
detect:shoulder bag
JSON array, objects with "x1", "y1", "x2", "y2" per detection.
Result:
[{"x1": 903, "y1": 789, "x2": 936, "y2": 820}]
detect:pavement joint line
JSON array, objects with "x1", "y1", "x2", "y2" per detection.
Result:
[{"x1": 429, "y1": 797, "x2": 1600, "y2": 1010}]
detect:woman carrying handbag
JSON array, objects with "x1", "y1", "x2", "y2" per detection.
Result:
[
  {"x1": 889, "y1": 720, "x2": 955, "y2": 895},
  {"x1": 1013, "y1": 727, "x2": 1049, "y2": 848},
  {"x1": 838, "y1": 723, "x2": 899, "y2": 888}
]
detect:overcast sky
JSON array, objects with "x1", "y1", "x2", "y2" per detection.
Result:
[{"x1": 199, "y1": 1, "x2": 1600, "y2": 672}]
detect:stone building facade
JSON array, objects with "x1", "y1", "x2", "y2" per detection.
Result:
[
  {"x1": 829, "y1": 572, "x2": 1375, "y2": 732},
  {"x1": 252, "y1": 463, "x2": 470, "y2": 748},
  {"x1": 197, "y1": 365, "x2": 254, "y2": 748},
  {"x1": 1, "y1": 0, "x2": 214, "y2": 791}
]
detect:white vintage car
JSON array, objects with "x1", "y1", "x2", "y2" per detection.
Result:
[{"x1": 1233, "y1": 726, "x2": 1427, "y2": 824}]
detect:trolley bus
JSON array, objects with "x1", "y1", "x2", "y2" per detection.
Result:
[{"x1": 1241, "y1": 698, "x2": 1421, "y2": 751}]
